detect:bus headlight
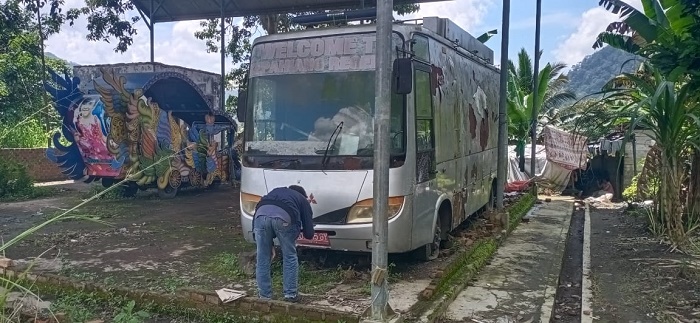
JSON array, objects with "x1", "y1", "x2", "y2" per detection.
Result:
[
  {"x1": 241, "y1": 192, "x2": 262, "y2": 215},
  {"x1": 346, "y1": 196, "x2": 405, "y2": 224}
]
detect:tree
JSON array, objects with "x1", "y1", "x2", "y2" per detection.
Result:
[
  {"x1": 506, "y1": 48, "x2": 576, "y2": 170},
  {"x1": 603, "y1": 63, "x2": 700, "y2": 245},
  {"x1": 566, "y1": 45, "x2": 644, "y2": 98},
  {"x1": 594, "y1": 0, "x2": 700, "y2": 91},
  {"x1": 0, "y1": 0, "x2": 70, "y2": 147},
  {"x1": 507, "y1": 48, "x2": 577, "y2": 131},
  {"x1": 594, "y1": 0, "x2": 700, "y2": 245},
  {"x1": 557, "y1": 99, "x2": 621, "y2": 141}
]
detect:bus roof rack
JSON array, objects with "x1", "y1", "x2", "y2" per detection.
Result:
[
  {"x1": 422, "y1": 17, "x2": 494, "y2": 63},
  {"x1": 290, "y1": 8, "x2": 379, "y2": 26}
]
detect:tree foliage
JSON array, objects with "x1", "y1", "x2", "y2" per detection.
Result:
[
  {"x1": 566, "y1": 45, "x2": 644, "y2": 98},
  {"x1": 594, "y1": 0, "x2": 700, "y2": 246},
  {"x1": 594, "y1": 0, "x2": 700, "y2": 91},
  {"x1": 603, "y1": 63, "x2": 700, "y2": 244},
  {"x1": 506, "y1": 48, "x2": 576, "y2": 142},
  {"x1": 0, "y1": 0, "x2": 69, "y2": 148}
]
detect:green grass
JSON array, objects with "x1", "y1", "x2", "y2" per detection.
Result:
[
  {"x1": 161, "y1": 277, "x2": 189, "y2": 294},
  {"x1": 81, "y1": 184, "x2": 127, "y2": 200},
  {"x1": 202, "y1": 251, "x2": 346, "y2": 295},
  {"x1": 0, "y1": 186, "x2": 57, "y2": 202},
  {"x1": 203, "y1": 252, "x2": 249, "y2": 280},
  {"x1": 280, "y1": 262, "x2": 343, "y2": 294},
  {"x1": 52, "y1": 292, "x2": 102, "y2": 323}
]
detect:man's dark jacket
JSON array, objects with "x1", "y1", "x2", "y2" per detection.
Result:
[{"x1": 254, "y1": 187, "x2": 314, "y2": 239}]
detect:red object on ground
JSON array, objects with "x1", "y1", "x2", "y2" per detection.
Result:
[{"x1": 506, "y1": 180, "x2": 531, "y2": 192}]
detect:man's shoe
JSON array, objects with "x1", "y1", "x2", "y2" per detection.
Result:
[{"x1": 284, "y1": 295, "x2": 301, "y2": 303}]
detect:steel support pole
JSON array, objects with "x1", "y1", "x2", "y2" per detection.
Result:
[
  {"x1": 369, "y1": 0, "x2": 393, "y2": 320},
  {"x1": 495, "y1": 0, "x2": 511, "y2": 210},
  {"x1": 529, "y1": 0, "x2": 542, "y2": 188},
  {"x1": 220, "y1": 1, "x2": 226, "y2": 112},
  {"x1": 36, "y1": 0, "x2": 50, "y2": 148},
  {"x1": 632, "y1": 134, "x2": 637, "y2": 175},
  {"x1": 149, "y1": 0, "x2": 154, "y2": 62}
]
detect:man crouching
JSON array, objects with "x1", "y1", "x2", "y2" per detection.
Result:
[{"x1": 253, "y1": 185, "x2": 314, "y2": 302}]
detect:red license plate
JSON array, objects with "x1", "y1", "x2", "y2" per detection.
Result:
[{"x1": 296, "y1": 232, "x2": 330, "y2": 247}]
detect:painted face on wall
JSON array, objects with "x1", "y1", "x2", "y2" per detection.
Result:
[{"x1": 78, "y1": 98, "x2": 96, "y2": 118}]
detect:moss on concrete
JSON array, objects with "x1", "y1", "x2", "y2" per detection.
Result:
[{"x1": 408, "y1": 193, "x2": 537, "y2": 322}]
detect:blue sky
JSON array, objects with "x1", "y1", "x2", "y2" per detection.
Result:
[
  {"x1": 482, "y1": 0, "x2": 594, "y2": 65},
  {"x1": 43, "y1": 0, "x2": 641, "y2": 76}
]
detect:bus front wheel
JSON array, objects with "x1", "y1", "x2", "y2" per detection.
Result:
[{"x1": 414, "y1": 214, "x2": 442, "y2": 261}]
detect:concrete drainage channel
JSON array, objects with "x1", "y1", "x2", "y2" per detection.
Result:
[{"x1": 550, "y1": 201, "x2": 590, "y2": 322}]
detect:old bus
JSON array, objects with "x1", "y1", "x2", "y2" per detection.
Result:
[{"x1": 237, "y1": 16, "x2": 499, "y2": 260}]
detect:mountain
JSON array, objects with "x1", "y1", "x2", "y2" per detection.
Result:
[
  {"x1": 45, "y1": 52, "x2": 79, "y2": 67},
  {"x1": 566, "y1": 46, "x2": 645, "y2": 98}
]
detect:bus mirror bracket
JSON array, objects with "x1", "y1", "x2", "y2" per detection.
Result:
[
  {"x1": 236, "y1": 92, "x2": 247, "y2": 122},
  {"x1": 393, "y1": 58, "x2": 413, "y2": 95}
]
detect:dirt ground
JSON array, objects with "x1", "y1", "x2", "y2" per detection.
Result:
[
  {"x1": 1, "y1": 181, "x2": 523, "y2": 319},
  {"x1": 2, "y1": 182, "x2": 249, "y2": 295},
  {"x1": 590, "y1": 205, "x2": 700, "y2": 322}
]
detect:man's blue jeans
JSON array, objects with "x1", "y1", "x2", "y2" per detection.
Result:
[{"x1": 253, "y1": 216, "x2": 299, "y2": 299}]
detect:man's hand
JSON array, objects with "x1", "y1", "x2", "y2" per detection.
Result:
[{"x1": 307, "y1": 193, "x2": 317, "y2": 204}]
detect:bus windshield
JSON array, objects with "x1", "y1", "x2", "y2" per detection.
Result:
[{"x1": 244, "y1": 71, "x2": 405, "y2": 157}]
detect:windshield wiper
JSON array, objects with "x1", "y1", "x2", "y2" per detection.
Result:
[
  {"x1": 259, "y1": 158, "x2": 301, "y2": 167},
  {"x1": 321, "y1": 121, "x2": 343, "y2": 173}
]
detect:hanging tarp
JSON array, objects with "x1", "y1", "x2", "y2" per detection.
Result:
[
  {"x1": 507, "y1": 127, "x2": 587, "y2": 193},
  {"x1": 542, "y1": 126, "x2": 587, "y2": 170}
]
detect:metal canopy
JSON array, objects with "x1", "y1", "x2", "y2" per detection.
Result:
[{"x1": 132, "y1": 0, "x2": 446, "y2": 23}]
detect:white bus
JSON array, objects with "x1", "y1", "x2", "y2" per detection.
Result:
[{"x1": 237, "y1": 16, "x2": 499, "y2": 261}]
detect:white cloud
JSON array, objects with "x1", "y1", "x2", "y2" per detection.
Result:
[
  {"x1": 553, "y1": 0, "x2": 642, "y2": 66},
  {"x1": 404, "y1": 0, "x2": 495, "y2": 33},
  {"x1": 45, "y1": 1, "x2": 493, "y2": 73},
  {"x1": 44, "y1": 4, "x2": 230, "y2": 73}
]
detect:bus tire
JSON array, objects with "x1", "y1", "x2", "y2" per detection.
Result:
[
  {"x1": 121, "y1": 183, "x2": 138, "y2": 198},
  {"x1": 101, "y1": 178, "x2": 115, "y2": 188},
  {"x1": 414, "y1": 212, "x2": 442, "y2": 262},
  {"x1": 158, "y1": 186, "x2": 178, "y2": 199},
  {"x1": 487, "y1": 178, "x2": 497, "y2": 211},
  {"x1": 441, "y1": 234, "x2": 455, "y2": 249}
]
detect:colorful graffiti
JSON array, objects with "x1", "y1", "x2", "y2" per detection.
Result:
[
  {"x1": 45, "y1": 64, "x2": 238, "y2": 196},
  {"x1": 72, "y1": 96, "x2": 122, "y2": 177}
]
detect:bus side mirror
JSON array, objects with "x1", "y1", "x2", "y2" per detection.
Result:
[
  {"x1": 236, "y1": 92, "x2": 247, "y2": 122},
  {"x1": 393, "y1": 58, "x2": 413, "y2": 95}
]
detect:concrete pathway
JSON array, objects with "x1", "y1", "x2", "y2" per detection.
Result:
[{"x1": 445, "y1": 198, "x2": 574, "y2": 323}]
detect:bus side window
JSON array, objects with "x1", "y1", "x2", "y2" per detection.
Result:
[
  {"x1": 412, "y1": 35, "x2": 430, "y2": 62},
  {"x1": 414, "y1": 68, "x2": 435, "y2": 183}
]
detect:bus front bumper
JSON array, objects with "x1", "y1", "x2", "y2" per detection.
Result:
[{"x1": 240, "y1": 208, "x2": 415, "y2": 254}]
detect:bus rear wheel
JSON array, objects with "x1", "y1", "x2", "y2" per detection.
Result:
[
  {"x1": 158, "y1": 185, "x2": 178, "y2": 199},
  {"x1": 121, "y1": 183, "x2": 138, "y2": 198}
]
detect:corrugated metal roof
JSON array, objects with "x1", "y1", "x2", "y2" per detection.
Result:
[{"x1": 132, "y1": 0, "x2": 446, "y2": 23}]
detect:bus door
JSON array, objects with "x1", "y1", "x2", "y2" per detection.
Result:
[{"x1": 412, "y1": 60, "x2": 440, "y2": 245}]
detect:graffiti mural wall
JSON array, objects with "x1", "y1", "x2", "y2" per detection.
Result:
[{"x1": 45, "y1": 62, "x2": 239, "y2": 197}]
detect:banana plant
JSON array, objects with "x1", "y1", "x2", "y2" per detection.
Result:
[
  {"x1": 602, "y1": 62, "x2": 700, "y2": 245},
  {"x1": 594, "y1": 0, "x2": 699, "y2": 84}
]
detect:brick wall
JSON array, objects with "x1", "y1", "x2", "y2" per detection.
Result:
[
  {"x1": 622, "y1": 130, "x2": 655, "y2": 189},
  {"x1": 0, "y1": 148, "x2": 66, "y2": 183}
]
